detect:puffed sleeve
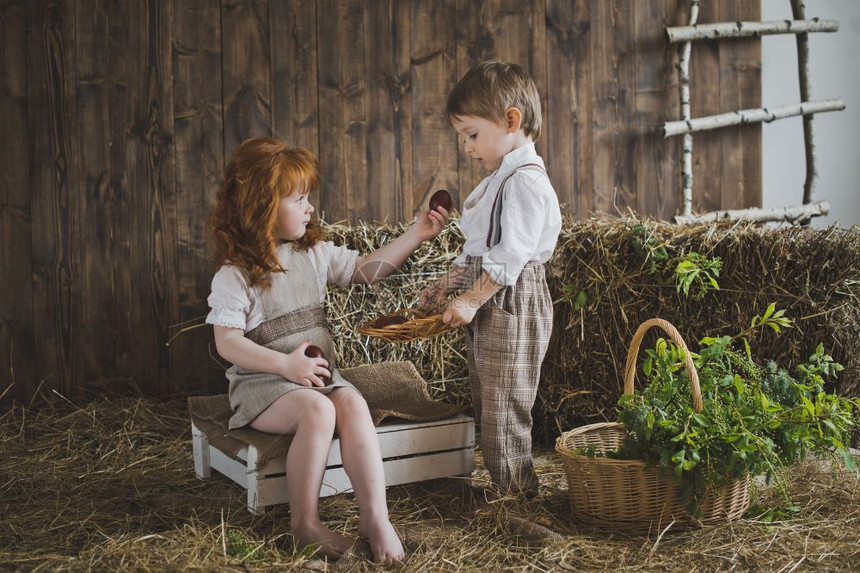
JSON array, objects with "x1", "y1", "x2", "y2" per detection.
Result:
[
  {"x1": 311, "y1": 241, "x2": 359, "y2": 288},
  {"x1": 206, "y1": 266, "x2": 252, "y2": 330}
]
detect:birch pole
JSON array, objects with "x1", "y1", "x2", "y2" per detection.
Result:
[
  {"x1": 792, "y1": 0, "x2": 818, "y2": 209},
  {"x1": 663, "y1": 99, "x2": 845, "y2": 138},
  {"x1": 667, "y1": 18, "x2": 839, "y2": 42},
  {"x1": 679, "y1": 0, "x2": 699, "y2": 218},
  {"x1": 675, "y1": 199, "x2": 829, "y2": 225}
]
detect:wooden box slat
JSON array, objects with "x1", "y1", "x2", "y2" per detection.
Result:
[{"x1": 192, "y1": 414, "x2": 475, "y2": 513}]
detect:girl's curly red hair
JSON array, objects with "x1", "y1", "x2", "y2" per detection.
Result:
[{"x1": 209, "y1": 138, "x2": 326, "y2": 289}]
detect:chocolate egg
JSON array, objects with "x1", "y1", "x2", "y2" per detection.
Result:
[
  {"x1": 304, "y1": 344, "x2": 330, "y2": 384},
  {"x1": 429, "y1": 189, "x2": 453, "y2": 213},
  {"x1": 373, "y1": 315, "x2": 408, "y2": 329}
]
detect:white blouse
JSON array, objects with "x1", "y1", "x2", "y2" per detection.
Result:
[
  {"x1": 206, "y1": 241, "x2": 359, "y2": 332},
  {"x1": 453, "y1": 142, "x2": 562, "y2": 286}
]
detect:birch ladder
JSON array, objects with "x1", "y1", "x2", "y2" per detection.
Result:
[{"x1": 664, "y1": 0, "x2": 844, "y2": 225}]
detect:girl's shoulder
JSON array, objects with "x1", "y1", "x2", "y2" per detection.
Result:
[
  {"x1": 307, "y1": 240, "x2": 357, "y2": 261},
  {"x1": 306, "y1": 240, "x2": 359, "y2": 288},
  {"x1": 211, "y1": 263, "x2": 251, "y2": 292}
]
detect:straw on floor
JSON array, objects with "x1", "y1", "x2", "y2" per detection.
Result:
[{"x1": 1, "y1": 390, "x2": 858, "y2": 571}]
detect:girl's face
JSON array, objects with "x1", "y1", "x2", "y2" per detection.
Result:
[
  {"x1": 275, "y1": 190, "x2": 315, "y2": 240},
  {"x1": 450, "y1": 113, "x2": 517, "y2": 172}
]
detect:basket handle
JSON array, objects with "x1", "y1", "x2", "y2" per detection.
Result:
[{"x1": 622, "y1": 318, "x2": 703, "y2": 412}]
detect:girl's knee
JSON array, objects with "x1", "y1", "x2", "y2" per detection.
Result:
[
  {"x1": 331, "y1": 388, "x2": 370, "y2": 419},
  {"x1": 300, "y1": 394, "x2": 337, "y2": 431}
]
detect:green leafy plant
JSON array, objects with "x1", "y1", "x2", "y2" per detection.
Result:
[
  {"x1": 673, "y1": 252, "x2": 722, "y2": 300},
  {"x1": 225, "y1": 529, "x2": 263, "y2": 562},
  {"x1": 558, "y1": 284, "x2": 588, "y2": 310},
  {"x1": 629, "y1": 223, "x2": 670, "y2": 275},
  {"x1": 613, "y1": 307, "x2": 856, "y2": 515},
  {"x1": 627, "y1": 223, "x2": 722, "y2": 299},
  {"x1": 729, "y1": 302, "x2": 794, "y2": 359}
]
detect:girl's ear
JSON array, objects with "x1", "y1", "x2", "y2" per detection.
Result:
[{"x1": 505, "y1": 107, "x2": 523, "y2": 133}]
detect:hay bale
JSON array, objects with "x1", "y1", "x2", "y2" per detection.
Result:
[
  {"x1": 323, "y1": 215, "x2": 860, "y2": 444},
  {"x1": 325, "y1": 219, "x2": 471, "y2": 405},
  {"x1": 539, "y1": 216, "x2": 860, "y2": 443}
]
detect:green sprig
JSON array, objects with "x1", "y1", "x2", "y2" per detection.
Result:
[{"x1": 614, "y1": 306, "x2": 857, "y2": 515}]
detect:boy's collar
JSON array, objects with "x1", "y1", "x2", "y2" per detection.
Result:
[{"x1": 495, "y1": 142, "x2": 539, "y2": 176}]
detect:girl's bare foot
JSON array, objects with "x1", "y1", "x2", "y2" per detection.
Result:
[
  {"x1": 292, "y1": 519, "x2": 352, "y2": 560},
  {"x1": 359, "y1": 517, "x2": 404, "y2": 563}
]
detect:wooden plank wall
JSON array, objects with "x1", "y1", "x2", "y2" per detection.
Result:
[{"x1": 0, "y1": 0, "x2": 761, "y2": 404}]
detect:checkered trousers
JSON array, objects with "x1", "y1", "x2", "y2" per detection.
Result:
[{"x1": 462, "y1": 256, "x2": 553, "y2": 494}]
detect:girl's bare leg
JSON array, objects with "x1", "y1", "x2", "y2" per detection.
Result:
[
  {"x1": 329, "y1": 388, "x2": 404, "y2": 563},
  {"x1": 251, "y1": 390, "x2": 352, "y2": 559}
]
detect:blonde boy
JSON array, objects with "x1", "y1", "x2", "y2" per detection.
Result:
[{"x1": 420, "y1": 61, "x2": 562, "y2": 496}]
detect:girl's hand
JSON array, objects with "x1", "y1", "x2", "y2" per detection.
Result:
[
  {"x1": 419, "y1": 283, "x2": 447, "y2": 309},
  {"x1": 412, "y1": 206, "x2": 449, "y2": 241},
  {"x1": 442, "y1": 296, "x2": 480, "y2": 328},
  {"x1": 284, "y1": 342, "x2": 331, "y2": 387}
]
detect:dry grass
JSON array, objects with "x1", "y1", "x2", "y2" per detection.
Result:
[
  {"x1": 4, "y1": 215, "x2": 859, "y2": 570},
  {"x1": 1, "y1": 391, "x2": 858, "y2": 572},
  {"x1": 537, "y1": 215, "x2": 860, "y2": 442},
  {"x1": 321, "y1": 215, "x2": 860, "y2": 443}
]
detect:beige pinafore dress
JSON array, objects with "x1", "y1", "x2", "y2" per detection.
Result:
[{"x1": 225, "y1": 243, "x2": 355, "y2": 429}]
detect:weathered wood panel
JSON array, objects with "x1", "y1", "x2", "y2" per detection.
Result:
[
  {"x1": 572, "y1": 0, "x2": 595, "y2": 217},
  {"x1": 221, "y1": 0, "x2": 271, "y2": 159},
  {"x1": 102, "y1": 2, "x2": 129, "y2": 395},
  {"x1": 412, "y1": 0, "x2": 458, "y2": 213},
  {"x1": 316, "y1": 0, "x2": 355, "y2": 221},
  {"x1": 545, "y1": 0, "x2": 576, "y2": 214},
  {"x1": 337, "y1": 1, "x2": 367, "y2": 222},
  {"x1": 364, "y1": 0, "x2": 407, "y2": 223},
  {"x1": 172, "y1": 0, "x2": 224, "y2": 395},
  {"x1": 690, "y1": 0, "x2": 724, "y2": 213},
  {"x1": 0, "y1": 0, "x2": 34, "y2": 405},
  {"x1": 0, "y1": 0, "x2": 762, "y2": 405},
  {"x1": 107, "y1": 0, "x2": 140, "y2": 396},
  {"x1": 75, "y1": 0, "x2": 114, "y2": 396},
  {"x1": 108, "y1": 0, "x2": 178, "y2": 399},
  {"x1": 635, "y1": 0, "x2": 682, "y2": 218},
  {"x1": 27, "y1": 0, "x2": 78, "y2": 399},
  {"x1": 270, "y1": 0, "x2": 319, "y2": 155},
  {"x1": 143, "y1": 0, "x2": 178, "y2": 400},
  {"x1": 732, "y1": 0, "x2": 762, "y2": 210},
  {"x1": 720, "y1": 1, "x2": 745, "y2": 212}
]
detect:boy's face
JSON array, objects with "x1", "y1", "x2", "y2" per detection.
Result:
[
  {"x1": 276, "y1": 191, "x2": 314, "y2": 240},
  {"x1": 451, "y1": 113, "x2": 519, "y2": 172}
]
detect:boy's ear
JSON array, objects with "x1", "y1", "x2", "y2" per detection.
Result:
[{"x1": 505, "y1": 107, "x2": 523, "y2": 133}]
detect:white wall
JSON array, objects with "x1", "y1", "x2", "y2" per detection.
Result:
[{"x1": 761, "y1": 1, "x2": 860, "y2": 228}]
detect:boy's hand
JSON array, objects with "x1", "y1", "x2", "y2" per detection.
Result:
[
  {"x1": 412, "y1": 206, "x2": 449, "y2": 241},
  {"x1": 284, "y1": 342, "x2": 331, "y2": 387},
  {"x1": 419, "y1": 283, "x2": 447, "y2": 309},
  {"x1": 442, "y1": 296, "x2": 480, "y2": 328}
]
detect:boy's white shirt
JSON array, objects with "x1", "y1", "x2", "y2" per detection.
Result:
[{"x1": 453, "y1": 142, "x2": 562, "y2": 286}]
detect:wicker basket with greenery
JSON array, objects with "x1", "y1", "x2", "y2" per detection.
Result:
[{"x1": 556, "y1": 310, "x2": 856, "y2": 534}]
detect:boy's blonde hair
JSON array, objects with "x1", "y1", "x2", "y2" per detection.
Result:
[{"x1": 446, "y1": 61, "x2": 542, "y2": 141}]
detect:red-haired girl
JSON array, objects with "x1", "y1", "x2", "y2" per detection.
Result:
[{"x1": 206, "y1": 137, "x2": 448, "y2": 562}]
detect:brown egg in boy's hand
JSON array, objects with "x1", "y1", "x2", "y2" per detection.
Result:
[
  {"x1": 304, "y1": 344, "x2": 330, "y2": 385},
  {"x1": 429, "y1": 189, "x2": 453, "y2": 213}
]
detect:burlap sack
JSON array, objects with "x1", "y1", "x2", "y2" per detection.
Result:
[{"x1": 188, "y1": 361, "x2": 463, "y2": 470}]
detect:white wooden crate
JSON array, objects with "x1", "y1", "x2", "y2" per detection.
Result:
[{"x1": 192, "y1": 413, "x2": 475, "y2": 513}]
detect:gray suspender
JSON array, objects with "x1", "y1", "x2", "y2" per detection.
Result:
[{"x1": 485, "y1": 163, "x2": 545, "y2": 249}]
